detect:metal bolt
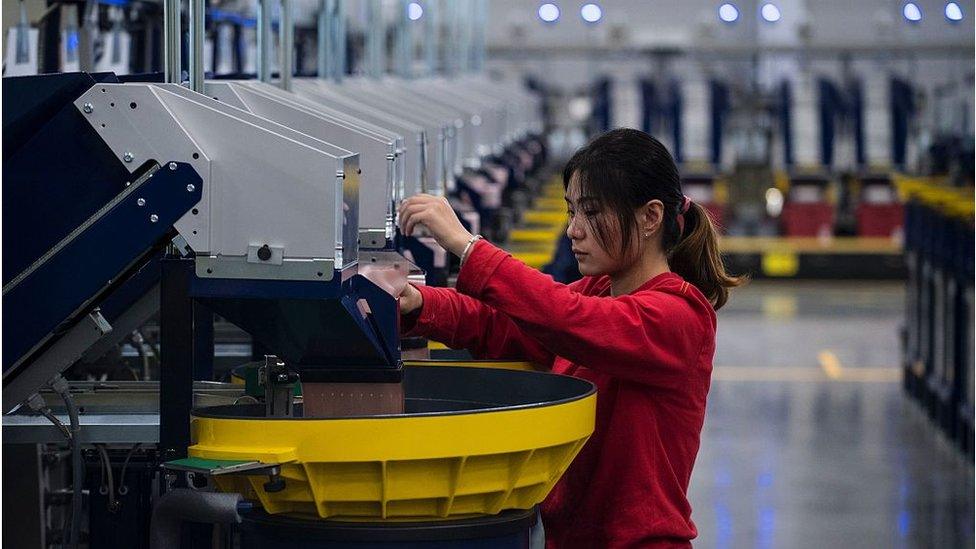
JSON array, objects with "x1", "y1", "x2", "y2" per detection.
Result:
[
  {"x1": 82, "y1": 103, "x2": 93, "y2": 114},
  {"x1": 123, "y1": 152, "x2": 134, "y2": 163},
  {"x1": 168, "y1": 162, "x2": 178, "y2": 171},
  {"x1": 136, "y1": 198, "x2": 146, "y2": 207},
  {"x1": 149, "y1": 214, "x2": 159, "y2": 223},
  {"x1": 186, "y1": 184, "x2": 196, "y2": 192}
]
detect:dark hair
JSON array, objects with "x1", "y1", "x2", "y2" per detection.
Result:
[{"x1": 562, "y1": 128, "x2": 744, "y2": 309}]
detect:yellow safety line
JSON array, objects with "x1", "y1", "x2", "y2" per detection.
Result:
[
  {"x1": 713, "y1": 365, "x2": 901, "y2": 383},
  {"x1": 818, "y1": 350, "x2": 843, "y2": 380},
  {"x1": 719, "y1": 236, "x2": 903, "y2": 255},
  {"x1": 533, "y1": 197, "x2": 567, "y2": 211},
  {"x1": 509, "y1": 229, "x2": 562, "y2": 243}
]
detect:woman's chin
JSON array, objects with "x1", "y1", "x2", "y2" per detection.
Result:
[{"x1": 577, "y1": 262, "x2": 602, "y2": 277}]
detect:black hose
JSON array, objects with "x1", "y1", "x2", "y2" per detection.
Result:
[
  {"x1": 95, "y1": 444, "x2": 117, "y2": 512},
  {"x1": 150, "y1": 489, "x2": 242, "y2": 549}
]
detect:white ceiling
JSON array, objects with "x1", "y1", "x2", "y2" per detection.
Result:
[{"x1": 484, "y1": 0, "x2": 974, "y2": 51}]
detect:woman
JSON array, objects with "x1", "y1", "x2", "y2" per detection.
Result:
[{"x1": 396, "y1": 128, "x2": 742, "y2": 548}]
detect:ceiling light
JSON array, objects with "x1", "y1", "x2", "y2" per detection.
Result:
[{"x1": 538, "y1": 3, "x2": 560, "y2": 23}]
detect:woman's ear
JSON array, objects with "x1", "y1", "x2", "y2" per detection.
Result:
[{"x1": 641, "y1": 199, "x2": 665, "y2": 237}]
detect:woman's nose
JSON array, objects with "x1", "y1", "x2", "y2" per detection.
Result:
[{"x1": 566, "y1": 218, "x2": 584, "y2": 240}]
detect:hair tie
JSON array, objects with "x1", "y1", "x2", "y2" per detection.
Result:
[{"x1": 676, "y1": 195, "x2": 692, "y2": 236}]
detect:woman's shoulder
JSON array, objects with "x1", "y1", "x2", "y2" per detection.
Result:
[{"x1": 623, "y1": 272, "x2": 715, "y2": 328}]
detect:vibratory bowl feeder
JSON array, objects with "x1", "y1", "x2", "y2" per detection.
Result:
[{"x1": 179, "y1": 364, "x2": 595, "y2": 548}]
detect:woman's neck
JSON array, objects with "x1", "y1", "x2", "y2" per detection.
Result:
[{"x1": 610, "y1": 253, "x2": 671, "y2": 296}]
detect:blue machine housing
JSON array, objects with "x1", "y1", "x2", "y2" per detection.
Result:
[
  {"x1": 2, "y1": 72, "x2": 204, "y2": 388},
  {"x1": 191, "y1": 271, "x2": 402, "y2": 383}
]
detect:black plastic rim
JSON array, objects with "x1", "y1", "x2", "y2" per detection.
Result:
[
  {"x1": 192, "y1": 365, "x2": 594, "y2": 420},
  {"x1": 238, "y1": 507, "x2": 537, "y2": 542}
]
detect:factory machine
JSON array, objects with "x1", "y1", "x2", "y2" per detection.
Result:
[{"x1": 2, "y1": 3, "x2": 589, "y2": 548}]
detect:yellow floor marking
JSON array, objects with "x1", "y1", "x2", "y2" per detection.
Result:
[
  {"x1": 713, "y1": 367, "x2": 828, "y2": 382},
  {"x1": 719, "y1": 236, "x2": 903, "y2": 255},
  {"x1": 818, "y1": 350, "x2": 844, "y2": 380},
  {"x1": 713, "y1": 366, "x2": 901, "y2": 383},
  {"x1": 523, "y1": 211, "x2": 567, "y2": 225},
  {"x1": 510, "y1": 252, "x2": 553, "y2": 269},
  {"x1": 533, "y1": 197, "x2": 567, "y2": 211},
  {"x1": 509, "y1": 229, "x2": 561, "y2": 243},
  {"x1": 761, "y1": 295, "x2": 798, "y2": 319},
  {"x1": 834, "y1": 367, "x2": 903, "y2": 383}
]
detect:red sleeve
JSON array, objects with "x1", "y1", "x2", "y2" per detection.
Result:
[
  {"x1": 455, "y1": 240, "x2": 713, "y2": 388},
  {"x1": 402, "y1": 285, "x2": 556, "y2": 368}
]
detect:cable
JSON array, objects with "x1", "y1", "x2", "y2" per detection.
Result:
[
  {"x1": 26, "y1": 393, "x2": 70, "y2": 440},
  {"x1": 25, "y1": 393, "x2": 73, "y2": 549},
  {"x1": 50, "y1": 375, "x2": 83, "y2": 549},
  {"x1": 95, "y1": 444, "x2": 118, "y2": 512},
  {"x1": 118, "y1": 443, "x2": 142, "y2": 495}
]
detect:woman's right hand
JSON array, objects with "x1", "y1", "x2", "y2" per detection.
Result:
[{"x1": 399, "y1": 283, "x2": 424, "y2": 315}]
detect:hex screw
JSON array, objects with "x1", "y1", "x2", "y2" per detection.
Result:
[
  {"x1": 168, "y1": 162, "x2": 178, "y2": 171},
  {"x1": 82, "y1": 103, "x2": 93, "y2": 114},
  {"x1": 123, "y1": 152, "x2": 134, "y2": 163},
  {"x1": 137, "y1": 198, "x2": 146, "y2": 207},
  {"x1": 150, "y1": 214, "x2": 159, "y2": 223},
  {"x1": 186, "y1": 184, "x2": 196, "y2": 193}
]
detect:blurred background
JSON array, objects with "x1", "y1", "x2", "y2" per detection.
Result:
[{"x1": 2, "y1": 1, "x2": 973, "y2": 547}]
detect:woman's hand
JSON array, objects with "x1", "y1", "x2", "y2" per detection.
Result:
[
  {"x1": 399, "y1": 194, "x2": 474, "y2": 257},
  {"x1": 399, "y1": 283, "x2": 424, "y2": 315}
]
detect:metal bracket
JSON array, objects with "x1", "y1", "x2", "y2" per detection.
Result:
[
  {"x1": 196, "y1": 256, "x2": 335, "y2": 282},
  {"x1": 260, "y1": 355, "x2": 298, "y2": 418},
  {"x1": 3, "y1": 311, "x2": 112, "y2": 414},
  {"x1": 79, "y1": 283, "x2": 160, "y2": 365}
]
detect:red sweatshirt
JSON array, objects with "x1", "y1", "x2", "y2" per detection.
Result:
[{"x1": 403, "y1": 241, "x2": 716, "y2": 548}]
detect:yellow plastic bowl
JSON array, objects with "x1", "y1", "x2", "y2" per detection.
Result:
[{"x1": 190, "y1": 366, "x2": 595, "y2": 521}]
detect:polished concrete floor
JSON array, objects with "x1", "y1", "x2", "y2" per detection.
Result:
[{"x1": 690, "y1": 281, "x2": 974, "y2": 549}]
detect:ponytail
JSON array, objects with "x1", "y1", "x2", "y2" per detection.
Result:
[{"x1": 668, "y1": 202, "x2": 745, "y2": 310}]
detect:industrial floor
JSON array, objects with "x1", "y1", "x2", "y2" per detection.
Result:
[{"x1": 689, "y1": 281, "x2": 975, "y2": 548}]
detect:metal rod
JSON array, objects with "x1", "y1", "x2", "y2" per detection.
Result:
[
  {"x1": 257, "y1": 0, "x2": 273, "y2": 82},
  {"x1": 189, "y1": 0, "x2": 205, "y2": 91},
  {"x1": 459, "y1": 0, "x2": 472, "y2": 74},
  {"x1": 474, "y1": 0, "x2": 487, "y2": 72},
  {"x1": 78, "y1": 0, "x2": 97, "y2": 72},
  {"x1": 280, "y1": 0, "x2": 293, "y2": 90},
  {"x1": 395, "y1": 0, "x2": 405, "y2": 78},
  {"x1": 335, "y1": 0, "x2": 346, "y2": 81},
  {"x1": 317, "y1": 0, "x2": 330, "y2": 79},
  {"x1": 365, "y1": 0, "x2": 380, "y2": 77},
  {"x1": 424, "y1": 0, "x2": 438, "y2": 76},
  {"x1": 163, "y1": 0, "x2": 182, "y2": 83}
]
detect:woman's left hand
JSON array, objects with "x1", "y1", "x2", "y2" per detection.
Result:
[{"x1": 399, "y1": 194, "x2": 474, "y2": 257}]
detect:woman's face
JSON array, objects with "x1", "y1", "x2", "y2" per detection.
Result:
[{"x1": 564, "y1": 177, "x2": 635, "y2": 277}]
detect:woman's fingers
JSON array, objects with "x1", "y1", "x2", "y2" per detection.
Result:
[
  {"x1": 403, "y1": 208, "x2": 429, "y2": 237},
  {"x1": 399, "y1": 203, "x2": 427, "y2": 236}
]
